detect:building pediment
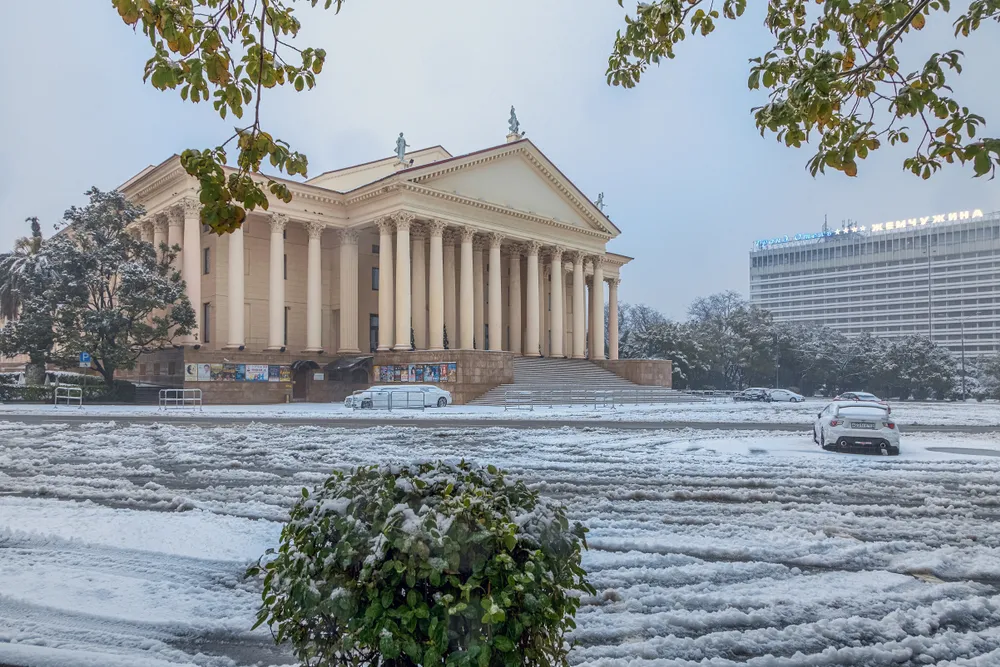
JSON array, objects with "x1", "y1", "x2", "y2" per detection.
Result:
[{"x1": 403, "y1": 141, "x2": 618, "y2": 237}]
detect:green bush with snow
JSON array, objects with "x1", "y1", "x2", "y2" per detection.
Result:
[{"x1": 248, "y1": 461, "x2": 594, "y2": 666}]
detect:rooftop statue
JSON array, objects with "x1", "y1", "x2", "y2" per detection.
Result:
[
  {"x1": 508, "y1": 106, "x2": 521, "y2": 136},
  {"x1": 395, "y1": 132, "x2": 410, "y2": 164}
]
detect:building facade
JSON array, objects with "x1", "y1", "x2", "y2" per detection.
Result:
[
  {"x1": 749, "y1": 209, "x2": 1000, "y2": 356},
  {"x1": 117, "y1": 136, "x2": 633, "y2": 401}
]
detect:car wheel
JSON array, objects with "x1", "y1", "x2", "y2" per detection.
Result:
[
  {"x1": 436, "y1": 397, "x2": 447, "y2": 408},
  {"x1": 361, "y1": 399, "x2": 373, "y2": 409}
]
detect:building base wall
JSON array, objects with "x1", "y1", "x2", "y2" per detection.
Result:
[
  {"x1": 373, "y1": 350, "x2": 514, "y2": 405},
  {"x1": 592, "y1": 359, "x2": 672, "y2": 388}
]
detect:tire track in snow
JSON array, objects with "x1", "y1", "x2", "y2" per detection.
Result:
[{"x1": 1, "y1": 423, "x2": 999, "y2": 665}]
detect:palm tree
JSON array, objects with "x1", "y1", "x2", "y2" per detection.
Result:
[
  {"x1": 0, "y1": 217, "x2": 44, "y2": 321},
  {"x1": 0, "y1": 218, "x2": 50, "y2": 385}
]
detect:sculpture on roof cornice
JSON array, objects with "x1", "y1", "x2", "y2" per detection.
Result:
[
  {"x1": 595, "y1": 192, "x2": 606, "y2": 212},
  {"x1": 508, "y1": 106, "x2": 525, "y2": 139},
  {"x1": 395, "y1": 132, "x2": 411, "y2": 165}
]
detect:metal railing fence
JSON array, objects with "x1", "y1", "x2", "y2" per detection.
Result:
[
  {"x1": 503, "y1": 388, "x2": 694, "y2": 409},
  {"x1": 159, "y1": 388, "x2": 204, "y2": 410},
  {"x1": 349, "y1": 390, "x2": 427, "y2": 411},
  {"x1": 54, "y1": 386, "x2": 83, "y2": 407}
]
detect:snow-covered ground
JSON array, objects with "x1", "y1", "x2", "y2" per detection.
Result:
[
  {"x1": 2, "y1": 397, "x2": 999, "y2": 426},
  {"x1": 2, "y1": 422, "x2": 999, "y2": 666}
]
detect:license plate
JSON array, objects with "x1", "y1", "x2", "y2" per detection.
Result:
[{"x1": 851, "y1": 422, "x2": 876, "y2": 429}]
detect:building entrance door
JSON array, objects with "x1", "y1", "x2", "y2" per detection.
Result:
[{"x1": 292, "y1": 367, "x2": 309, "y2": 400}]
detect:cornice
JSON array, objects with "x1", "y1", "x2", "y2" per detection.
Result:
[{"x1": 131, "y1": 165, "x2": 189, "y2": 202}]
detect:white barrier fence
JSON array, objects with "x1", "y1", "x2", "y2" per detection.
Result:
[
  {"x1": 159, "y1": 388, "x2": 203, "y2": 410},
  {"x1": 349, "y1": 390, "x2": 426, "y2": 411},
  {"x1": 54, "y1": 386, "x2": 83, "y2": 407},
  {"x1": 503, "y1": 388, "x2": 695, "y2": 410}
]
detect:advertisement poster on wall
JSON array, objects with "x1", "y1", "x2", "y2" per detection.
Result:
[
  {"x1": 184, "y1": 364, "x2": 198, "y2": 382},
  {"x1": 373, "y1": 362, "x2": 457, "y2": 383},
  {"x1": 279, "y1": 366, "x2": 292, "y2": 382},
  {"x1": 210, "y1": 364, "x2": 224, "y2": 380},
  {"x1": 245, "y1": 364, "x2": 269, "y2": 382},
  {"x1": 197, "y1": 364, "x2": 212, "y2": 381},
  {"x1": 268, "y1": 365, "x2": 281, "y2": 382}
]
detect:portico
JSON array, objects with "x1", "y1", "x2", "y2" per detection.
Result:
[{"x1": 118, "y1": 133, "x2": 631, "y2": 401}]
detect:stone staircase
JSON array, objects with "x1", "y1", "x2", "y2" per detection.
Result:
[{"x1": 468, "y1": 357, "x2": 691, "y2": 406}]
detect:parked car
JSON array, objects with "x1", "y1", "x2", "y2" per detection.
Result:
[
  {"x1": 345, "y1": 385, "x2": 453, "y2": 409},
  {"x1": 834, "y1": 391, "x2": 891, "y2": 413},
  {"x1": 813, "y1": 401, "x2": 900, "y2": 455},
  {"x1": 768, "y1": 389, "x2": 805, "y2": 402},
  {"x1": 733, "y1": 388, "x2": 771, "y2": 402}
]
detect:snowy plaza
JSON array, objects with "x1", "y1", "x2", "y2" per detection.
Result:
[{"x1": 2, "y1": 415, "x2": 1000, "y2": 666}]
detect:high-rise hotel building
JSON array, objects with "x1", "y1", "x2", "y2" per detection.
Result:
[{"x1": 749, "y1": 209, "x2": 1000, "y2": 356}]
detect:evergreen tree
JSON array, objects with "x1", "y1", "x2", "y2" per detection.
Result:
[{"x1": 45, "y1": 188, "x2": 195, "y2": 387}]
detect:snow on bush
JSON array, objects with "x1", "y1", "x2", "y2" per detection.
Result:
[{"x1": 248, "y1": 461, "x2": 594, "y2": 666}]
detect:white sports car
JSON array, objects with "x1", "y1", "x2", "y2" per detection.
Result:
[
  {"x1": 344, "y1": 385, "x2": 453, "y2": 409},
  {"x1": 813, "y1": 401, "x2": 900, "y2": 455}
]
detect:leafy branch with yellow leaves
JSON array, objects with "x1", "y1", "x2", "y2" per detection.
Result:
[
  {"x1": 608, "y1": 0, "x2": 999, "y2": 180},
  {"x1": 113, "y1": 0, "x2": 344, "y2": 234}
]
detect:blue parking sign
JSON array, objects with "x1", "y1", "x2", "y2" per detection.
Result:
[{"x1": 79, "y1": 352, "x2": 91, "y2": 368}]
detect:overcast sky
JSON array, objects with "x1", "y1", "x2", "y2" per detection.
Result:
[{"x1": 1, "y1": 1, "x2": 997, "y2": 319}]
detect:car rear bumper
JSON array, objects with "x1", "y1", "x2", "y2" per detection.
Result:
[{"x1": 825, "y1": 435, "x2": 899, "y2": 455}]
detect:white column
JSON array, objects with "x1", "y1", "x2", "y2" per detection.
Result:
[
  {"x1": 473, "y1": 243, "x2": 484, "y2": 349},
  {"x1": 587, "y1": 272, "x2": 595, "y2": 358},
  {"x1": 339, "y1": 228, "x2": 361, "y2": 354},
  {"x1": 538, "y1": 265, "x2": 547, "y2": 355},
  {"x1": 443, "y1": 233, "x2": 457, "y2": 349},
  {"x1": 153, "y1": 215, "x2": 168, "y2": 261},
  {"x1": 305, "y1": 221, "x2": 324, "y2": 352},
  {"x1": 563, "y1": 271, "x2": 571, "y2": 356},
  {"x1": 524, "y1": 242, "x2": 540, "y2": 356},
  {"x1": 267, "y1": 213, "x2": 288, "y2": 350},
  {"x1": 459, "y1": 227, "x2": 475, "y2": 350},
  {"x1": 141, "y1": 220, "x2": 154, "y2": 245},
  {"x1": 411, "y1": 231, "x2": 427, "y2": 350},
  {"x1": 509, "y1": 251, "x2": 522, "y2": 354},
  {"x1": 609, "y1": 277, "x2": 620, "y2": 360},
  {"x1": 550, "y1": 247, "x2": 564, "y2": 357},
  {"x1": 376, "y1": 217, "x2": 395, "y2": 351},
  {"x1": 180, "y1": 199, "x2": 202, "y2": 344},
  {"x1": 167, "y1": 209, "x2": 183, "y2": 271},
  {"x1": 592, "y1": 256, "x2": 605, "y2": 359},
  {"x1": 572, "y1": 252, "x2": 585, "y2": 358},
  {"x1": 487, "y1": 233, "x2": 504, "y2": 351},
  {"x1": 226, "y1": 224, "x2": 245, "y2": 348},
  {"x1": 428, "y1": 221, "x2": 445, "y2": 351},
  {"x1": 393, "y1": 211, "x2": 413, "y2": 351}
]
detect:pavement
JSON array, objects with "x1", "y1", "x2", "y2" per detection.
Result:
[{"x1": 1, "y1": 413, "x2": 998, "y2": 434}]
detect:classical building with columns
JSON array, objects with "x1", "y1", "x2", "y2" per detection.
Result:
[{"x1": 118, "y1": 136, "x2": 635, "y2": 403}]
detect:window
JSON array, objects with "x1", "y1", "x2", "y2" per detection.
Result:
[
  {"x1": 372, "y1": 244, "x2": 380, "y2": 254},
  {"x1": 153, "y1": 362, "x2": 161, "y2": 375},
  {"x1": 284, "y1": 307, "x2": 290, "y2": 346},
  {"x1": 168, "y1": 361, "x2": 176, "y2": 376},
  {"x1": 283, "y1": 254, "x2": 288, "y2": 280},
  {"x1": 369, "y1": 314, "x2": 379, "y2": 353},
  {"x1": 139, "y1": 363, "x2": 147, "y2": 376},
  {"x1": 202, "y1": 303, "x2": 211, "y2": 343},
  {"x1": 372, "y1": 266, "x2": 380, "y2": 291},
  {"x1": 203, "y1": 247, "x2": 210, "y2": 274}
]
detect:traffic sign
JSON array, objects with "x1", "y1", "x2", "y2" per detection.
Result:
[{"x1": 79, "y1": 352, "x2": 91, "y2": 368}]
